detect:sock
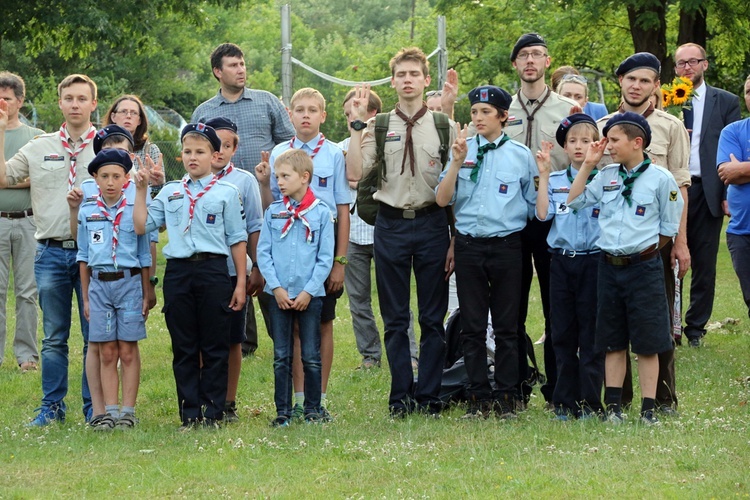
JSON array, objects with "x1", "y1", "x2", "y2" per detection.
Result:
[
  {"x1": 105, "y1": 405, "x2": 121, "y2": 419},
  {"x1": 294, "y1": 392, "x2": 305, "y2": 407},
  {"x1": 321, "y1": 393, "x2": 327, "y2": 407},
  {"x1": 640, "y1": 397, "x2": 656, "y2": 415},
  {"x1": 120, "y1": 406, "x2": 135, "y2": 416},
  {"x1": 604, "y1": 387, "x2": 622, "y2": 413}
]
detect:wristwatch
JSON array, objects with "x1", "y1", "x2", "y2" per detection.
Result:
[
  {"x1": 334, "y1": 256, "x2": 349, "y2": 265},
  {"x1": 149, "y1": 276, "x2": 159, "y2": 286},
  {"x1": 350, "y1": 120, "x2": 367, "y2": 131}
]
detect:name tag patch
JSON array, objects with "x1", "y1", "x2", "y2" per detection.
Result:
[
  {"x1": 385, "y1": 133, "x2": 401, "y2": 142},
  {"x1": 271, "y1": 213, "x2": 292, "y2": 219},
  {"x1": 461, "y1": 161, "x2": 476, "y2": 169},
  {"x1": 506, "y1": 119, "x2": 523, "y2": 127},
  {"x1": 86, "y1": 214, "x2": 107, "y2": 222},
  {"x1": 603, "y1": 185, "x2": 621, "y2": 192},
  {"x1": 43, "y1": 154, "x2": 65, "y2": 161},
  {"x1": 90, "y1": 229, "x2": 104, "y2": 245},
  {"x1": 168, "y1": 195, "x2": 184, "y2": 201},
  {"x1": 552, "y1": 187, "x2": 570, "y2": 193}
]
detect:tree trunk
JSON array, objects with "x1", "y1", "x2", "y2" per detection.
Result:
[
  {"x1": 677, "y1": 5, "x2": 708, "y2": 48},
  {"x1": 626, "y1": 1, "x2": 670, "y2": 81}
]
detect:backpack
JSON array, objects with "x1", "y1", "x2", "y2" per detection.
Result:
[{"x1": 356, "y1": 111, "x2": 451, "y2": 225}]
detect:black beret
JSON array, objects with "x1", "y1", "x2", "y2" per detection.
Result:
[
  {"x1": 603, "y1": 111, "x2": 652, "y2": 148},
  {"x1": 510, "y1": 33, "x2": 547, "y2": 62},
  {"x1": 87, "y1": 148, "x2": 133, "y2": 176},
  {"x1": 615, "y1": 52, "x2": 661, "y2": 77},
  {"x1": 468, "y1": 85, "x2": 512, "y2": 111},
  {"x1": 181, "y1": 123, "x2": 221, "y2": 152},
  {"x1": 556, "y1": 113, "x2": 598, "y2": 147},
  {"x1": 204, "y1": 117, "x2": 238, "y2": 134},
  {"x1": 93, "y1": 125, "x2": 134, "y2": 154}
]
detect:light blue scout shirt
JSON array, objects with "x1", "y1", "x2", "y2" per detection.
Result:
[
  {"x1": 567, "y1": 161, "x2": 683, "y2": 255},
  {"x1": 269, "y1": 135, "x2": 349, "y2": 217},
  {"x1": 81, "y1": 179, "x2": 159, "y2": 244},
  {"x1": 144, "y1": 174, "x2": 247, "y2": 259},
  {"x1": 257, "y1": 198, "x2": 335, "y2": 299},
  {"x1": 215, "y1": 163, "x2": 263, "y2": 276},
  {"x1": 437, "y1": 134, "x2": 538, "y2": 238},
  {"x1": 536, "y1": 166, "x2": 601, "y2": 252},
  {"x1": 76, "y1": 198, "x2": 151, "y2": 271}
]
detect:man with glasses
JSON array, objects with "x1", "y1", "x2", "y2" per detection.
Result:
[
  {"x1": 674, "y1": 43, "x2": 741, "y2": 348},
  {"x1": 505, "y1": 33, "x2": 579, "y2": 410}
]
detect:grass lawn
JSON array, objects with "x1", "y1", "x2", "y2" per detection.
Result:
[{"x1": 1, "y1": 226, "x2": 749, "y2": 498}]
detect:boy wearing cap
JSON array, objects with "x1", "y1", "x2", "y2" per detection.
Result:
[
  {"x1": 133, "y1": 123, "x2": 247, "y2": 430},
  {"x1": 436, "y1": 85, "x2": 538, "y2": 419},
  {"x1": 74, "y1": 149, "x2": 151, "y2": 430},
  {"x1": 205, "y1": 116, "x2": 263, "y2": 422},
  {"x1": 567, "y1": 112, "x2": 683, "y2": 424},
  {"x1": 535, "y1": 114, "x2": 604, "y2": 419}
]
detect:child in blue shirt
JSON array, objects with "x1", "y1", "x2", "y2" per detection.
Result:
[
  {"x1": 535, "y1": 113, "x2": 604, "y2": 420},
  {"x1": 74, "y1": 149, "x2": 151, "y2": 430},
  {"x1": 257, "y1": 148, "x2": 334, "y2": 427}
]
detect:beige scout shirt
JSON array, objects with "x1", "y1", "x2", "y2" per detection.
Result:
[
  {"x1": 596, "y1": 110, "x2": 690, "y2": 187},
  {"x1": 505, "y1": 88, "x2": 578, "y2": 172},
  {"x1": 361, "y1": 109, "x2": 455, "y2": 210},
  {"x1": 5, "y1": 131, "x2": 95, "y2": 240}
]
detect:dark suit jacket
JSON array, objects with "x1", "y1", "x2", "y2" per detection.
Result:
[{"x1": 697, "y1": 85, "x2": 742, "y2": 217}]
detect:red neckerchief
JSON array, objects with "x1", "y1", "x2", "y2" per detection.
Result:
[
  {"x1": 290, "y1": 135, "x2": 325, "y2": 159},
  {"x1": 60, "y1": 123, "x2": 97, "y2": 191},
  {"x1": 182, "y1": 174, "x2": 218, "y2": 233},
  {"x1": 216, "y1": 162, "x2": 234, "y2": 180},
  {"x1": 95, "y1": 193, "x2": 127, "y2": 269},
  {"x1": 394, "y1": 104, "x2": 428, "y2": 175},
  {"x1": 281, "y1": 188, "x2": 320, "y2": 243}
]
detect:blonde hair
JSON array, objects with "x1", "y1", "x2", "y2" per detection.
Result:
[
  {"x1": 567, "y1": 122, "x2": 600, "y2": 142},
  {"x1": 290, "y1": 87, "x2": 326, "y2": 112},
  {"x1": 275, "y1": 149, "x2": 314, "y2": 178},
  {"x1": 58, "y1": 74, "x2": 97, "y2": 100}
]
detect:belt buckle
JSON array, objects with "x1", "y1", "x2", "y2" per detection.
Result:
[
  {"x1": 403, "y1": 209, "x2": 416, "y2": 220},
  {"x1": 62, "y1": 240, "x2": 76, "y2": 250},
  {"x1": 565, "y1": 249, "x2": 577, "y2": 258}
]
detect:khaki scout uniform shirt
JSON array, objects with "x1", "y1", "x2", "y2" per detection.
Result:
[
  {"x1": 1, "y1": 124, "x2": 44, "y2": 212},
  {"x1": 596, "y1": 109, "x2": 691, "y2": 187},
  {"x1": 5, "y1": 131, "x2": 95, "y2": 240},
  {"x1": 361, "y1": 109, "x2": 455, "y2": 210},
  {"x1": 506, "y1": 88, "x2": 578, "y2": 172}
]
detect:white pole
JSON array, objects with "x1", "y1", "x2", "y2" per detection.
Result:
[
  {"x1": 437, "y1": 16, "x2": 447, "y2": 89},
  {"x1": 281, "y1": 4, "x2": 292, "y2": 107}
]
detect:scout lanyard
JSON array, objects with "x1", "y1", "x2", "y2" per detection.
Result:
[
  {"x1": 618, "y1": 158, "x2": 651, "y2": 206},
  {"x1": 515, "y1": 87, "x2": 552, "y2": 148},
  {"x1": 281, "y1": 188, "x2": 320, "y2": 243},
  {"x1": 182, "y1": 175, "x2": 218, "y2": 233},
  {"x1": 394, "y1": 104, "x2": 428, "y2": 175},
  {"x1": 60, "y1": 124, "x2": 97, "y2": 191},
  {"x1": 290, "y1": 135, "x2": 325, "y2": 159},
  {"x1": 95, "y1": 194, "x2": 127, "y2": 269},
  {"x1": 471, "y1": 135, "x2": 511, "y2": 182}
]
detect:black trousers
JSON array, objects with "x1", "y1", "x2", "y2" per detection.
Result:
[
  {"x1": 163, "y1": 258, "x2": 232, "y2": 422},
  {"x1": 455, "y1": 232, "x2": 522, "y2": 400}
]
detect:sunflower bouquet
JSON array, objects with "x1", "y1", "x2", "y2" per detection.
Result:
[{"x1": 660, "y1": 77, "x2": 695, "y2": 117}]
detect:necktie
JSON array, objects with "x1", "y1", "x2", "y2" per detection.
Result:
[{"x1": 394, "y1": 104, "x2": 428, "y2": 175}]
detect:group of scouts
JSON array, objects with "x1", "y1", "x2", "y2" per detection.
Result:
[{"x1": 3, "y1": 30, "x2": 737, "y2": 431}]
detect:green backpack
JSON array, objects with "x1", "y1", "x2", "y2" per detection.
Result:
[{"x1": 356, "y1": 111, "x2": 451, "y2": 225}]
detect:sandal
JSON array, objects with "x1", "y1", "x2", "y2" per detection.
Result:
[
  {"x1": 115, "y1": 414, "x2": 138, "y2": 430},
  {"x1": 93, "y1": 414, "x2": 116, "y2": 432},
  {"x1": 19, "y1": 361, "x2": 38, "y2": 373}
]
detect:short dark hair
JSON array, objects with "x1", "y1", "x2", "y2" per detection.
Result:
[
  {"x1": 0, "y1": 72, "x2": 25, "y2": 100},
  {"x1": 210, "y1": 43, "x2": 244, "y2": 79},
  {"x1": 612, "y1": 123, "x2": 646, "y2": 146}
]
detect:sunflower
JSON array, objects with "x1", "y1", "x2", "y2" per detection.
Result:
[
  {"x1": 671, "y1": 82, "x2": 692, "y2": 105},
  {"x1": 661, "y1": 89, "x2": 671, "y2": 108}
]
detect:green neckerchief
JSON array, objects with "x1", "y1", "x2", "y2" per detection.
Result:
[
  {"x1": 566, "y1": 164, "x2": 598, "y2": 213},
  {"x1": 471, "y1": 134, "x2": 511, "y2": 182},
  {"x1": 618, "y1": 158, "x2": 652, "y2": 207}
]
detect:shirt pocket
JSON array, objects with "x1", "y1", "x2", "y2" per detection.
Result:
[
  {"x1": 644, "y1": 143, "x2": 667, "y2": 169},
  {"x1": 599, "y1": 190, "x2": 621, "y2": 218},
  {"x1": 420, "y1": 143, "x2": 443, "y2": 187},
  {"x1": 495, "y1": 171, "x2": 520, "y2": 198},
  {"x1": 117, "y1": 221, "x2": 137, "y2": 248},
  {"x1": 313, "y1": 164, "x2": 334, "y2": 193},
  {"x1": 200, "y1": 201, "x2": 224, "y2": 227},
  {"x1": 86, "y1": 221, "x2": 109, "y2": 248},
  {"x1": 166, "y1": 200, "x2": 183, "y2": 227},
  {"x1": 36, "y1": 158, "x2": 68, "y2": 189},
  {"x1": 631, "y1": 192, "x2": 656, "y2": 217}
]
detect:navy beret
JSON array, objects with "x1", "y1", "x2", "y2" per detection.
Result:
[
  {"x1": 468, "y1": 85, "x2": 512, "y2": 111},
  {"x1": 204, "y1": 117, "x2": 238, "y2": 134},
  {"x1": 556, "y1": 113, "x2": 598, "y2": 147},
  {"x1": 603, "y1": 111, "x2": 652, "y2": 148},
  {"x1": 87, "y1": 148, "x2": 133, "y2": 176},
  {"x1": 510, "y1": 33, "x2": 547, "y2": 62},
  {"x1": 615, "y1": 52, "x2": 661, "y2": 77},
  {"x1": 181, "y1": 123, "x2": 221, "y2": 152},
  {"x1": 94, "y1": 125, "x2": 134, "y2": 154}
]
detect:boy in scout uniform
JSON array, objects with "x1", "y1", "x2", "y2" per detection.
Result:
[{"x1": 567, "y1": 112, "x2": 683, "y2": 425}]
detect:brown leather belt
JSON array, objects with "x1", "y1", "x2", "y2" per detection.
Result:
[
  {"x1": 0, "y1": 209, "x2": 33, "y2": 219},
  {"x1": 94, "y1": 268, "x2": 142, "y2": 281},
  {"x1": 603, "y1": 245, "x2": 659, "y2": 266}
]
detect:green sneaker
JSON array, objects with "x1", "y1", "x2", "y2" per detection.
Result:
[{"x1": 291, "y1": 403, "x2": 304, "y2": 421}]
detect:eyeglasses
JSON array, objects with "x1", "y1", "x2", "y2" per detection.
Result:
[
  {"x1": 675, "y1": 58, "x2": 705, "y2": 69},
  {"x1": 561, "y1": 74, "x2": 588, "y2": 84},
  {"x1": 114, "y1": 110, "x2": 140, "y2": 117},
  {"x1": 516, "y1": 50, "x2": 548, "y2": 61},
  {"x1": 425, "y1": 90, "x2": 442, "y2": 98}
]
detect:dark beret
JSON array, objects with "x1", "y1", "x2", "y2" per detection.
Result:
[
  {"x1": 181, "y1": 123, "x2": 221, "y2": 152},
  {"x1": 204, "y1": 117, "x2": 238, "y2": 134},
  {"x1": 87, "y1": 148, "x2": 133, "y2": 176},
  {"x1": 468, "y1": 85, "x2": 512, "y2": 111},
  {"x1": 510, "y1": 33, "x2": 547, "y2": 62},
  {"x1": 603, "y1": 111, "x2": 652, "y2": 148},
  {"x1": 615, "y1": 52, "x2": 661, "y2": 77},
  {"x1": 93, "y1": 125, "x2": 134, "y2": 154},
  {"x1": 556, "y1": 113, "x2": 598, "y2": 147}
]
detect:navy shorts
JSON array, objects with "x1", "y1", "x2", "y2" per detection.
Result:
[
  {"x1": 88, "y1": 270, "x2": 147, "y2": 343},
  {"x1": 595, "y1": 255, "x2": 673, "y2": 355}
]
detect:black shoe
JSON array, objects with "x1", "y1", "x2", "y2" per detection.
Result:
[
  {"x1": 224, "y1": 401, "x2": 239, "y2": 423},
  {"x1": 657, "y1": 405, "x2": 680, "y2": 417},
  {"x1": 389, "y1": 407, "x2": 408, "y2": 420},
  {"x1": 494, "y1": 396, "x2": 517, "y2": 420},
  {"x1": 688, "y1": 337, "x2": 701, "y2": 347},
  {"x1": 462, "y1": 399, "x2": 492, "y2": 420}
]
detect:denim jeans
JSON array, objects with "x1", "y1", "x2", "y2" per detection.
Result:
[
  {"x1": 268, "y1": 294, "x2": 323, "y2": 418},
  {"x1": 34, "y1": 242, "x2": 91, "y2": 417}
]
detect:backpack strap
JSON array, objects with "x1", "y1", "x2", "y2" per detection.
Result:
[
  {"x1": 432, "y1": 111, "x2": 451, "y2": 168},
  {"x1": 374, "y1": 112, "x2": 390, "y2": 187}
]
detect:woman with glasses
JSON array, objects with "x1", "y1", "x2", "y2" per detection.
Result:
[{"x1": 104, "y1": 95, "x2": 162, "y2": 171}]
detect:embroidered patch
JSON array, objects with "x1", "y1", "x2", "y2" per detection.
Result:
[
  {"x1": 384, "y1": 135, "x2": 401, "y2": 142},
  {"x1": 556, "y1": 203, "x2": 570, "y2": 215},
  {"x1": 43, "y1": 154, "x2": 64, "y2": 161},
  {"x1": 552, "y1": 187, "x2": 570, "y2": 193},
  {"x1": 206, "y1": 214, "x2": 216, "y2": 224},
  {"x1": 635, "y1": 205, "x2": 646, "y2": 216},
  {"x1": 506, "y1": 119, "x2": 523, "y2": 127},
  {"x1": 669, "y1": 190, "x2": 678, "y2": 201},
  {"x1": 168, "y1": 195, "x2": 184, "y2": 201},
  {"x1": 318, "y1": 177, "x2": 328, "y2": 187},
  {"x1": 271, "y1": 213, "x2": 292, "y2": 219},
  {"x1": 461, "y1": 161, "x2": 476, "y2": 169},
  {"x1": 499, "y1": 184, "x2": 509, "y2": 194},
  {"x1": 603, "y1": 185, "x2": 621, "y2": 192},
  {"x1": 592, "y1": 208, "x2": 600, "y2": 218},
  {"x1": 86, "y1": 214, "x2": 107, "y2": 222},
  {"x1": 90, "y1": 229, "x2": 104, "y2": 245}
]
